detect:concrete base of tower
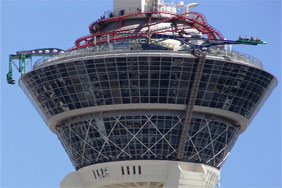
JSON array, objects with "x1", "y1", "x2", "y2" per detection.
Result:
[{"x1": 61, "y1": 160, "x2": 220, "y2": 188}]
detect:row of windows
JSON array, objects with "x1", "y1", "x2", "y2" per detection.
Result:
[
  {"x1": 22, "y1": 56, "x2": 274, "y2": 120},
  {"x1": 32, "y1": 70, "x2": 267, "y2": 93},
  {"x1": 30, "y1": 56, "x2": 272, "y2": 80},
  {"x1": 30, "y1": 68, "x2": 270, "y2": 90},
  {"x1": 56, "y1": 114, "x2": 239, "y2": 170}
]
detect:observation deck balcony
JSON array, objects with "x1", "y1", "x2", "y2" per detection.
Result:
[{"x1": 33, "y1": 43, "x2": 263, "y2": 70}]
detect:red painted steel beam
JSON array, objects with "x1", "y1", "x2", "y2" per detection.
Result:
[{"x1": 70, "y1": 11, "x2": 224, "y2": 51}]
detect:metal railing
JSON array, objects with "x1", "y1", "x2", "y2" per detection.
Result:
[
  {"x1": 33, "y1": 44, "x2": 135, "y2": 68},
  {"x1": 207, "y1": 48, "x2": 262, "y2": 68},
  {"x1": 103, "y1": 1, "x2": 184, "y2": 19},
  {"x1": 33, "y1": 42, "x2": 262, "y2": 69}
]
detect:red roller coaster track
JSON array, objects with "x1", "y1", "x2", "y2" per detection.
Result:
[{"x1": 68, "y1": 11, "x2": 224, "y2": 51}]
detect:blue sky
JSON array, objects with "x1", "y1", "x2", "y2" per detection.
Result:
[{"x1": 1, "y1": 0, "x2": 281, "y2": 187}]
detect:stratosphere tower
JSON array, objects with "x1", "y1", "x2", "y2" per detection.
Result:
[{"x1": 7, "y1": 0, "x2": 277, "y2": 187}]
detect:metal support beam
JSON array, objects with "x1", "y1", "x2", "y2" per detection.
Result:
[
  {"x1": 7, "y1": 55, "x2": 15, "y2": 84},
  {"x1": 7, "y1": 48, "x2": 64, "y2": 85},
  {"x1": 19, "y1": 54, "x2": 27, "y2": 74},
  {"x1": 146, "y1": 13, "x2": 152, "y2": 44},
  {"x1": 177, "y1": 49, "x2": 206, "y2": 160},
  {"x1": 94, "y1": 36, "x2": 97, "y2": 45}
]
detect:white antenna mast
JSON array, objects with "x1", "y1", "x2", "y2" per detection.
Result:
[{"x1": 171, "y1": 0, "x2": 175, "y2": 7}]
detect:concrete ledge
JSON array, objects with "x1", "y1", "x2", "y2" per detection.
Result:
[
  {"x1": 61, "y1": 160, "x2": 220, "y2": 188},
  {"x1": 47, "y1": 103, "x2": 248, "y2": 133}
]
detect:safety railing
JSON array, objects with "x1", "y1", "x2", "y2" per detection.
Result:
[
  {"x1": 33, "y1": 43, "x2": 262, "y2": 69},
  {"x1": 208, "y1": 48, "x2": 262, "y2": 68},
  {"x1": 102, "y1": 1, "x2": 185, "y2": 19}
]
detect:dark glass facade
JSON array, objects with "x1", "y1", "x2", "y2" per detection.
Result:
[
  {"x1": 56, "y1": 113, "x2": 239, "y2": 170},
  {"x1": 20, "y1": 54, "x2": 275, "y2": 120},
  {"x1": 19, "y1": 52, "x2": 275, "y2": 170}
]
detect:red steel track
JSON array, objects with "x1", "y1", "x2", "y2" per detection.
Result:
[{"x1": 68, "y1": 11, "x2": 224, "y2": 51}]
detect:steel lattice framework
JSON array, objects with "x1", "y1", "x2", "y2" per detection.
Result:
[{"x1": 56, "y1": 113, "x2": 239, "y2": 170}]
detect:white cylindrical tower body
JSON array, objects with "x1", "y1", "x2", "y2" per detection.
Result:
[{"x1": 61, "y1": 161, "x2": 220, "y2": 188}]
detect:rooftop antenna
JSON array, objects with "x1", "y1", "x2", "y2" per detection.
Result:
[{"x1": 171, "y1": 0, "x2": 175, "y2": 7}]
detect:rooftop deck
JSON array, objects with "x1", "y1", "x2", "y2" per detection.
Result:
[{"x1": 33, "y1": 43, "x2": 263, "y2": 69}]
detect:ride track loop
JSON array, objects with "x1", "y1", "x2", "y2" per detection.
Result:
[{"x1": 68, "y1": 11, "x2": 224, "y2": 51}]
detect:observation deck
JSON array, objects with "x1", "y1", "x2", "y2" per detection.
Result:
[
  {"x1": 33, "y1": 44, "x2": 263, "y2": 69},
  {"x1": 20, "y1": 46, "x2": 276, "y2": 170}
]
